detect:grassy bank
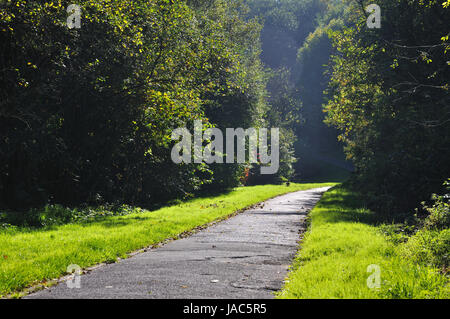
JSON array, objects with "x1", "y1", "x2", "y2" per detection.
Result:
[
  {"x1": 0, "y1": 182, "x2": 335, "y2": 297},
  {"x1": 277, "y1": 185, "x2": 449, "y2": 299}
]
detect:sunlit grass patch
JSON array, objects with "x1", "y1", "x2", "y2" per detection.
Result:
[
  {"x1": 277, "y1": 185, "x2": 449, "y2": 299},
  {"x1": 0, "y1": 182, "x2": 335, "y2": 297}
]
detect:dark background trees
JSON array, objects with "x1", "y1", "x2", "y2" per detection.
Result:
[
  {"x1": 247, "y1": 0, "x2": 449, "y2": 215},
  {"x1": 324, "y1": 0, "x2": 450, "y2": 214},
  {"x1": 0, "y1": 0, "x2": 269, "y2": 209},
  {"x1": 246, "y1": 0, "x2": 350, "y2": 182},
  {"x1": 1, "y1": 0, "x2": 449, "y2": 219}
]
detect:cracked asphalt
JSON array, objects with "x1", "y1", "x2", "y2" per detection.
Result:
[{"x1": 26, "y1": 187, "x2": 331, "y2": 299}]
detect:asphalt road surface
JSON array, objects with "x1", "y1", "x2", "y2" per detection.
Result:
[{"x1": 26, "y1": 187, "x2": 331, "y2": 299}]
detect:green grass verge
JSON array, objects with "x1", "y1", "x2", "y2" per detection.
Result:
[
  {"x1": 276, "y1": 185, "x2": 449, "y2": 299},
  {"x1": 0, "y1": 182, "x2": 335, "y2": 297}
]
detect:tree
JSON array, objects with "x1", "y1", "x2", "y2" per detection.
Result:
[
  {"x1": 0, "y1": 0, "x2": 269, "y2": 209},
  {"x1": 324, "y1": 0, "x2": 450, "y2": 213}
]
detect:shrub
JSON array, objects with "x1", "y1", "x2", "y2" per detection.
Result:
[
  {"x1": 399, "y1": 229, "x2": 450, "y2": 271},
  {"x1": 421, "y1": 181, "x2": 450, "y2": 230},
  {"x1": 384, "y1": 179, "x2": 450, "y2": 272}
]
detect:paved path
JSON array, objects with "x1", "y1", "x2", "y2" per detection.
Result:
[{"x1": 26, "y1": 187, "x2": 331, "y2": 299}]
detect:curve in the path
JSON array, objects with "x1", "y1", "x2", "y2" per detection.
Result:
[{"x1": 26, "y1": 187, "x2": 331, "y2": 299}]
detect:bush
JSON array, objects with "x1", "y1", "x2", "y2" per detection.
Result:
[
  {"x1": 399, "y1": 229, "x2": 450, "y2": 271},
  {"x1": 383, "y1": 179, "x2": 450, "y2": 272},
  {"x1": 421, "y1": 183, "x2": 450, "y2": 230},
  {"x1": 379, "y1": 223, "x2": 415, "y2": 245}
]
